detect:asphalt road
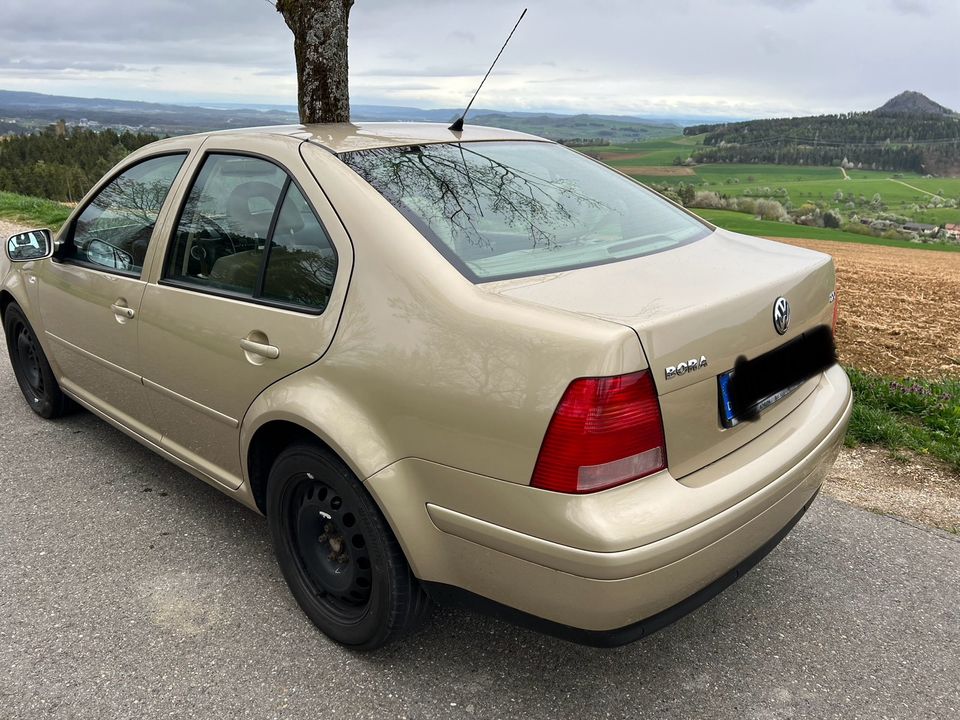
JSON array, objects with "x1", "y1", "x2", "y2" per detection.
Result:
[{"x1": 0, "y1": 350, "x2": 958, "y2": 720}]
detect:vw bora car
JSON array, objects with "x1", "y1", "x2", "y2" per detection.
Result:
[{"x1": 1, "y1": 124, "x2": 851, "y2": 648}]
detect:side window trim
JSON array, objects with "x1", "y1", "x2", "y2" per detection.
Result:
[
  {"x1": 254, "y1": 175, "x2": 292, "y2": 298},
  {"x1": 57, "y1": 151, "x2": 190, "y2": 280},
  {"x1": 160, "y1": 150, "x2": 338, "y2": 316},
  {"x1": 58, "y1": 256, "x2": 142, "y2": 280}
]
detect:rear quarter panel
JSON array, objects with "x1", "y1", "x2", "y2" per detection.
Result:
[{"x1": 242, "y1": 145, "x2": 646, "y2": 486}]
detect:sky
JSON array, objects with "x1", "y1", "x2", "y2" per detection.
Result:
[{"x1": 0, "y1": 0, "x2": 957, "y2": 120}]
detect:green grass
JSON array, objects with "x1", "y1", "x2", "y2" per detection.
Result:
[
  {"x1": 578, "y1": 134, "x2": 706, "y2": 167},
  {"x1": 695, "y1": 209, "x2": 960, "y2": 251},
  {"x1": 646, "y1": 169, "x2": 960, "y2": 225},
  {"x1": 696, "y1": 163, "x2": 851, "y2": 184},
  {"x1": 0, "y1": 192, "x2": 71, "y2": 231},
  {"x1": 845, "y1": 368, "x2": 960, "y2": 472},
  {"x1": 593, "y1": 136, "x2": 960, "y2": 226},
  {"x1": 912, "y1": 207, "x2": 960, "y2": 225}
]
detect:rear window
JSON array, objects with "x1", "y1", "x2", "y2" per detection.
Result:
[{"x1": 341, "y1": 141, "x2": 710, "y2": 282}]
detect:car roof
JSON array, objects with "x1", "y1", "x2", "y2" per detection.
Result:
[{"x1": 166, "y1": 122, "x2": 550, "y2": 154}]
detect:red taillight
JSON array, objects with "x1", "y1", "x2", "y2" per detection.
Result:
[{"x1": 531, "y1": 370, "x2": 667, "y2": 494}]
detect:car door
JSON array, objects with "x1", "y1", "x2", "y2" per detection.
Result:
[
  {"x1": 138, "y1": 139, "x2": 352, "y2": 490},
  {"x1": 37, "y1": 151, "x2": 192, "y2": 440}
]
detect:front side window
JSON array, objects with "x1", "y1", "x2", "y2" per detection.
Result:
[
  {"x1": 66, "y1": 153, "x2": 186, "y2": 275},
  {"x1": 167, "y1": 154, "x2": 287, "y2": 296},
  {"x1": 342, "y1": 142, "x2": 711, "y2": 282},
  {"x1": 165, "y1": 154, "x2": 336, "y2": 311}
]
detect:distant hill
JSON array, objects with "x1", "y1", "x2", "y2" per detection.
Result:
[
  {"x1": 464, "y1": 112, "x2": 679, "y2": 142},
  {"x1": 0, "y1": 90, "x2": 681, "y2": 142},
  {"x1": 876, "y1": 90, "x2": 955, "y2": 116},
  {"x1": 0, "y1": 90, "x2": 298, "y2": 134},
  {"x1": 683, "y1": 91, "x2": 960, "y2": 175}
]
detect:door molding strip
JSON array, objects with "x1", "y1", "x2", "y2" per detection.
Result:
[
  {"x1": 142, "y1": 377, "x2": 239, "y2": 428},
  {"x1": 45, "y1": 331, "x2": 140, "y2": 383}
]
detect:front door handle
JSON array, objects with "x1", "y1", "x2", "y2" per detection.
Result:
[
  {"x1": 110, "y1": 303, "x2": 135, "y2": 319},
  {"x1": 240, "y1": 337, "x2": 280, "y2": 360}
]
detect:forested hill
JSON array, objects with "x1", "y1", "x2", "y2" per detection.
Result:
[
  {"x1": 684, "y1": 92, "x2": 960, "y2": 175},
  {"x1": 0, "y1": 126, "x2": 161, "y2": 201}
]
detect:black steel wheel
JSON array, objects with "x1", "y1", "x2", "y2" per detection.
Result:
[
  {"x1": 267, "y1": 443, "x2": 430, "y2": 649},
  {"x1": 3, "y1": 303, "x2": 70, "y2": 419}
]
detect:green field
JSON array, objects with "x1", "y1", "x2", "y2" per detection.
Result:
[
  {"x1": 580, "y1": 134, "x2": 960, "y2": 234},
  {"x1": 696, "y1": 209, "x2": 960, "y2": 250},
  {"x1": 583, "y1": 134, "x2": 706, "y2": 167},
  {"x1": 0, "y1": 192, "x2": 71, "y2": 230}
]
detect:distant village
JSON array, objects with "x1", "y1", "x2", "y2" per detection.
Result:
[{"x1": 866, "y1": 217, "x2": 960, "y2": 242}]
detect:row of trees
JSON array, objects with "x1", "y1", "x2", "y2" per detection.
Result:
[
  {"x1": 685, "y1": 112, "x2": 960, "y2": 145},
  {"x1": 685, "y1": 112, "x2": 960, "y2": 174},
  {"x1": 0, "y1": 125, "x2": 161, "y2": 201},
  {"x1": 689, "y1": 143, "x2": 932, "y2": 173}
]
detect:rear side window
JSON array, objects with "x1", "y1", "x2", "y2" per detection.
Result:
[
  {"x1": 66, "y1": 153, "x2": 186, "y2": 275},
  {"x1": 261, "y1": 184, "x2": 337, "y2": 309},
  {"x1": 165, "y1": 154, "x2": 337, "y2": 312}
]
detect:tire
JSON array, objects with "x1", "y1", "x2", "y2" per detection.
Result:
[
  {"x1": 3, "y1": 303, "x2": 70, "y2": 419},
  {"x1": 266, "y1": 442, "x2": 430, "y2": 649}
]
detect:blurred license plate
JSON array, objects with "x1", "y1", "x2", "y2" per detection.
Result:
[
  {"x1": 718, "y1": 369, "x2": 800, "y2": 428},
  {"x1": 718, "y1": 371, "x2": 737, "y2": 426},
  {"x1": 717, "y1": 326, "x2": 836, "y2": 428}
]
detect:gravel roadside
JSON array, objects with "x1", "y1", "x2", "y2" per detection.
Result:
[
  {"x1": 0, "y1": 218, "x2": 30, "y2": 240},
  {"x1": 827, "y1": 446, "x2": 959, "y2": 533}
]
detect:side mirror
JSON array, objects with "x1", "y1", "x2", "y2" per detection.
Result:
[{"x1": 6, "y1": 229, "x2": 53, "y2": 262}]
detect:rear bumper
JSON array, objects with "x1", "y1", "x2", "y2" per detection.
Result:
[
  {"x1": 367, "y1": 364, "x2": 852, "y2": 635},
  {"x1": 423, "y1": 489, "x2": 819, "y2": 647}
]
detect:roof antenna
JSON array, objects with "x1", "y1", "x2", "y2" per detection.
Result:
[{"x1": 449, "y1": 8, "x2": 527, "y2": 133}]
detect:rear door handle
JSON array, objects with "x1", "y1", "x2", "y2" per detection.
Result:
[
  {"x1": 240, "y1": 338, "x2": 280, "y2": 360},
  {"x1": 110, "y1": 303, "x2": 135, "y2": 319}
]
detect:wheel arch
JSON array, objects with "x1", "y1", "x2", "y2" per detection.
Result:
[
  {"x1": 1, "y1": 282, "x2": 62, "y2": 378},
  {"x1": 0, "y1": 289, "x2": 14, "y2": 323},
  {"x1": 242, "y1": 384, "x2": 396, "y2": 516},
  {"x1": 1, "y1": 274, "x2": 41, "y2": 332},
  {"x1": 246, "y1": 419, "x2": 327, "y2": 515}
]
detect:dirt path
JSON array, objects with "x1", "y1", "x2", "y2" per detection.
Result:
[{"x1": 889, "y1": 178, "x2": 940, "y2": 198}]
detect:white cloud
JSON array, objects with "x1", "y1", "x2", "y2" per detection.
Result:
[
  {"x1": 890, "y1": 0, "x2": 932, "y2": 14},
  {"x1": 0, "y1": 0, "x2": 954, "y2": 118}
]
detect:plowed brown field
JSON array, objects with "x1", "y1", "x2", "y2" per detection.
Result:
[{"x1": 771, "y1": 238, "x2": 960, "y2": 379}]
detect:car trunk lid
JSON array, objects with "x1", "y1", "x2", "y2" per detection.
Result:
[{"x1": 482, "y1": 229, "x2": 837, "y2": 480}]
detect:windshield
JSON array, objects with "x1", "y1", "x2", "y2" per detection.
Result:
[{"x1": 341, "y1": 141, "x2": 710, "y2": 282}]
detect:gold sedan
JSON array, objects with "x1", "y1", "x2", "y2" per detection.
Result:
[{"x1": 1, "y1": 123, "x2": 851, "y2": 648}]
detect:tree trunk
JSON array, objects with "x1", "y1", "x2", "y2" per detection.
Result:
[{"x1": 276, "y1": 0, "x2": 354, "y2": 124}]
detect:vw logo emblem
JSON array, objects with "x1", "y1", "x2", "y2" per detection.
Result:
[{"x1": 773, "y1": 297, "x2": 790, "y2": 335}]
